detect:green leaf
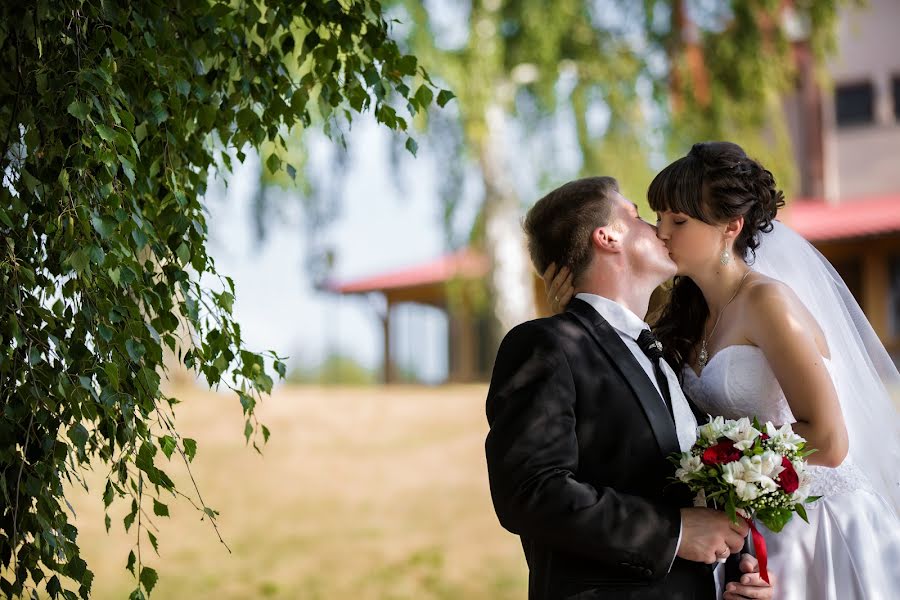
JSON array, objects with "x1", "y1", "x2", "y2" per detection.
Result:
[
  {"x1": 126, "y1": 550, "x2": 136, "y2": 575},
  {"x1": 405, "y1": 137, "x2": 418, "y2": 157},
  {"x1": 757, "y1": 506, "x2": 793, "y2": 533},
  {"x1": 397, "y1": 54, "x2": 417, "y2": 76},
  {"x1": 126, "y1": 339, "x2": 146, "y2": 362},
  {"x1": 266, "y1": 152, "x2": 282, "y2": 174},
  {"x1": 437, "y1": 89, "x2": 456, "y2": 107},
  {"x1": 132, "y1": 227, "x2": 149, "y2": 249},
  {"x1": 66, "y1": 249, "x2": 91, "y2": 274},
  {"x1": 68, "y1": 424, "x2": 89, "y2": 450},
  {"x1": 176, "y1": 242, "x2": 190, "y2": 265},
  {"x1": 135, "y1": 122, "x2": 148, "y2": 143},
  {"x1": 96, "y1": 124, "x2": 117, "y2": 143},
  {"x1": 414, "y1": 84, "x2": 433, "y2": 108},
  {"x1": 91, "y1": 214, "x2": 116, "y2": 238},
  {"x1": 124, "y1": 506, "x2": 137, "y2": 534},
  {"x1": 0, "y1": 207, "x2": 13, "y2": 228},
  {"x1": 160, "y1": 435, "x2": 176, "y2": 459},
  {"x1": 139, "y1": 566, "x2": 158, "y2": 594},
  {"x1": 89, "y1": 245, "x2": 106, "y2": 266},
  {"x1": 104, "y1": 481, "x2": 115, "y2": 508},
  {"x1": 120, "y1": 155, "x2": 136, "y2": 184},
  {"x1": 183, "y1": 438, "x2": 197, "y2": 461},
  {"x1": 68, "y1": 100, "x2": 90, "y2": 121},
  {"x1": 47, "y1": 576, "x2": 62, "y2": 597},
  {"x1": 152, "y1": 499, "x2": 169, "y2": 517},
  {"x1": 148, "y1": 531, "x2": 159, "y2": 555},
  {"x1": 111, "y1": 29, "x2": 128, "y2": 50}
]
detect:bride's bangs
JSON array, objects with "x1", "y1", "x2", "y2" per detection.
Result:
[{"x1": 647, "y1": 156, "x2": 710, "y2": 222}]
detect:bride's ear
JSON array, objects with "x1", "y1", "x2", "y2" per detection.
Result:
[{"x1": 723, "y1": 216, "x2": 744, "y2": 242}]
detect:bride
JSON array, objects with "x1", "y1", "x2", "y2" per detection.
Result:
[{"x1": 544, "y1": 141, "x2": 900, "y2": 599}]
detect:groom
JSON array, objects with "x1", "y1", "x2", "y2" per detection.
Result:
[{"x1": 484, "y1": 177, "x2": 774, "y2": 599}]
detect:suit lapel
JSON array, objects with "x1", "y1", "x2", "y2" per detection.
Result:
[{"x1": 567, "y1": 298, "x2": 681, "y2": 458}]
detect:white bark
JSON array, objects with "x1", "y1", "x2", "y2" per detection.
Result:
[{"x1": 480, "y1": 102, "x2": 536, "y2": 334}]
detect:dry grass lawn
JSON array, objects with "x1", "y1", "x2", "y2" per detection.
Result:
[{"x1": 62, "y1": 384, "x2": 528, "y2": 599}]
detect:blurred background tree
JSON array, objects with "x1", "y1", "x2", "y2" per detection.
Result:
[{"x1": 254, "y1": 0, "x2": 851, "y2": 347}]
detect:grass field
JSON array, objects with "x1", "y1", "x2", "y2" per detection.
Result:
[{"x1": 63, "y1": 384, "x2": 528, "y2": 599}]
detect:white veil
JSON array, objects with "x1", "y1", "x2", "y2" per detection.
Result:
[{"x1": 751, "y1": 221, "x2": 900, "y2": 513}]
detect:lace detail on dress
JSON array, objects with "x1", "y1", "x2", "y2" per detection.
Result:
[{"x1": 681, "y1": 345, "x2": 874, "y2": 502}]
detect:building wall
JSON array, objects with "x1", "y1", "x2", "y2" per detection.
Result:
[{"x1": 824, "y1": 0, "x2": 900, "y2": 200}]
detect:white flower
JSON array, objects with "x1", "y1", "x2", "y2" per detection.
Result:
[
  {"x1": 723, "y1": 417, "x2": 762, "y2": 451},
  {"x1": 722, "y1": 459, "x2": 745, "y2": 485},
  {"x1": 733, "y1": 479, "x2": 762, "y2": 501},
  {"x1": 739, "y1": 453, "x2": 783, "y2": 494},
  {"x1": 722, "y1": 453, "x2": 784, "y2": 501},
  {"x1": 765, "y1": 422, "x2": 806, "y2": 452},
  {"x1": 675, "y1": 455, "x2": 704, "y2": 481},
  {"x1": 698, "y1": 415, "x2": 727, "y2": 444},
  {"x1": 790, "y1": 466, "x2": 813, "y2": 504}
]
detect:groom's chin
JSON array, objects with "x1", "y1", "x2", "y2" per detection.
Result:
[{"x1": 658, "y1": 258, "x2": 678, "y2": 281}]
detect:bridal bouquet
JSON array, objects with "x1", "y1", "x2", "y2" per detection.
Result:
[{"x1": 671, "y1": 416, "x2": 820, "y2": 582}]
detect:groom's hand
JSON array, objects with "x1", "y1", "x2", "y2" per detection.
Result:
[
  {"x1": 677, "y1": 508, "x2": 749, "y2": 564},
  {"x1": 723, "y1": 553, "x2": 775, "y2": 600}
]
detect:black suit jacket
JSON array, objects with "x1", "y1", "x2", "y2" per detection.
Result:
[{"x1": 485, "y1": 299, "x2": 718, "y2": 600}]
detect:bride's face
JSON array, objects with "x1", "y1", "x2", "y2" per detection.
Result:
[{"x1": 655, "y1": 210, "x2": 726, "y2": 276}]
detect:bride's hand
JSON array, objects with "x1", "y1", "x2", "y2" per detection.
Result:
[{"x1": 542, "y1": 262, "x2": 574, "y2": 314}]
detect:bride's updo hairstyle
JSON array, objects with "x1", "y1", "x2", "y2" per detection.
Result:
[{"x1": 646, "y1": 141, "x2": 785, "y2": 373}]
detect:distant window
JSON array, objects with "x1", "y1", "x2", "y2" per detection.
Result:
[
  {"x1": 835, "y1": 82, "x2": 874, "y2": 127},
  {"x1": 831, "y1": 257, "x2": 863, "y2": 305},
  {"x1": 891, "y1": 255, "x2": 900, "y2": 337},
  {"x1": 893, "y1": 76, "x2": 900, "y2": 121}
]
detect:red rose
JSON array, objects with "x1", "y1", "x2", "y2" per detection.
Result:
[
  {"x1": 701, "y1": 439, "x2": 742, "y2": 465},
  {"x1": 760, "y1": 433, "x2": 770, "y2": 440},
  {"x1": 779, "y1": 457, "x2": 799, "y2": 494}
]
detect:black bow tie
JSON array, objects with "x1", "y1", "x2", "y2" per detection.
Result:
[{"x1": 637, "y1": 329, "x2": 664, "y2": 362}]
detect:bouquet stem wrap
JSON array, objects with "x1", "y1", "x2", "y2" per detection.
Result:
[{"x1": 745, "y1": 516, "x2": 769, "y2": 584}]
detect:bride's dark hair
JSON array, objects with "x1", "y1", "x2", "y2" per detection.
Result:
[{"x1": 647, "y1": 141, "x2": 785, "y2": 373}]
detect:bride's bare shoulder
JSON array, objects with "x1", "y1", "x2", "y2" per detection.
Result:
[
  {"x1": 743, "y1": 273, "x2": 827, "y2": 346},
  {"x1": 744, "y1": 273, "x2": 795, "y2": 305}
]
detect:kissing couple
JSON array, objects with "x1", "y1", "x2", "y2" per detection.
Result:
[{"x1": 485, "y1": 141, "x2": 900, "y2": 599}]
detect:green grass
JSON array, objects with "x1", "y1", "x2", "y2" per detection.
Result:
[{"x1": 56, "y1": 384, "x2": 528, "y2": 599}]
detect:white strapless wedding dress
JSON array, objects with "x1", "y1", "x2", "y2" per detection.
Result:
[{"x1": 682, "y1": 345, "x2": 900, "y2": 599}]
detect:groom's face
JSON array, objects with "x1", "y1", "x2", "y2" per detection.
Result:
[{"x1": 610, "y1": 193, "x2": 677, "y2": 283}]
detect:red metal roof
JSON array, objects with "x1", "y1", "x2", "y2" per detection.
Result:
[
  {"x1": 327, "y1": 194, "x2": 900, "y2": 295},
  {"x1": 784, "y1": 194, "x2": 900, "y2": 242},
  {"x1": 326, "y1": 248, "x2": 489, "y2": 294}
]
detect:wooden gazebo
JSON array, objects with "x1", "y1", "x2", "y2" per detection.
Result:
[{"x1": 325, "y1": 249, "x2": 493, "y2": 383}]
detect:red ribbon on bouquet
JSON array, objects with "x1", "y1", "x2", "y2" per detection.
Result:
[{"x1": 744, "y1": 517, "x2": 769, "y2": 584}]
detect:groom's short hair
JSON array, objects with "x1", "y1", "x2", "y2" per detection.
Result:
[{"x1": 524, "y1": 176, "x2": 618, "y2": 284}]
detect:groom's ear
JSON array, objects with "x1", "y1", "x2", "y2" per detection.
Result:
[{"x1": 592, "y1": 224, "x2": 622, "y2": 253}]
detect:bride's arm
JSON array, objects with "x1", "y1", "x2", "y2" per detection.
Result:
[{"x1": 745, "y1": 281, "x2": 849, "y2": 468}]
